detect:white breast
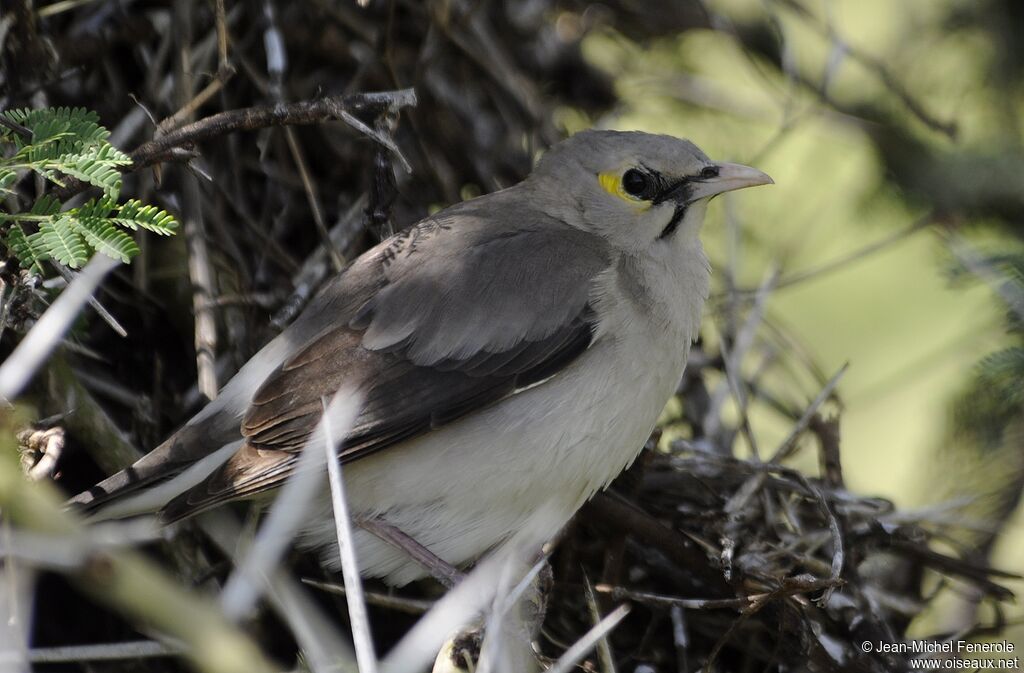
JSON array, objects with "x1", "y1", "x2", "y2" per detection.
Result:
[{"x1": 301, "y1": 236, "x2": 711, "y2": 585}]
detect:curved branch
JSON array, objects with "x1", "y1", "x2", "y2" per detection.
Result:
[{"x1": 129, "y1": 89, "x2": 417, "y2": 169}]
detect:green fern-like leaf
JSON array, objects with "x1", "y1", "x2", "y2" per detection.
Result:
[
  {"x1": 39, "y1": 217, "x2": 89, "y2": 268},
  {"x1": 3, "y1": 107, "x2": 107, "y2": 154},
  {"x1": 29, "y1": 194, "x2": 62, "y2": 216},
  {"x1": 5, "y1": 109, "x2": 107, "y2": 167},
  {"x1": 44, "y1": 144, "x2": 131, "y2": 198},
  {"x1": 114, "y1": 199, "x2": 179, "y2": 235},
  {"x1": 2, "y1": 108, "x2": 69, "y2": 152},
  {"x1": 0, "y1": 168, "x2": 17, "y2": 194},
  {"x1": 92, "y1": 140, "x2": 130, "y2": 164},
  {"x1": 76, "y1": 196, "x2": 117, "y2": 219},
  {"x1": 3, "y1": 108, "x2": 131, "y2": 195},
  {"x1": 6, "y1": 224, "x2": 48, "y2": 273},
  {"x1": 15, "y1": 139, "x2": 71, "y2": 164},
  {"x1": 59, "y1": 108, "x2": 109, "y2": 146},
  {"x1": 3, "y1": 107, "x2": 101, "y2": 131},
  {"x1": 71, "y1": 215, "x2": 140, "y2": 263}
]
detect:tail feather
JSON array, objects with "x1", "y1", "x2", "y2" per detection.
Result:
[
  {"x1": 68, "y1": 314, "x2": 308, "y2": 518},
  {"x1": 67, "y1": 417, "x2": 242, "y2": 520},
  {"x1": 69, "y1": 469, "x2": 178, "y2": 515},
  {"x1": 160, "y1": 442, "x2": 294, "y2": 523}
]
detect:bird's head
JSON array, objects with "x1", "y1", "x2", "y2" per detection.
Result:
[{"x1": 527, "y1": 129, "x2": 772, "y2": 253}]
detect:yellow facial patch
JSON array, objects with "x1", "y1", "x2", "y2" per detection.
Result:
[{"x1": 598, "y1": 171, "x2": 651, "y2": 211}]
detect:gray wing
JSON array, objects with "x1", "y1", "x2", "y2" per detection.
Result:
[{"x1": 162, "y1": 195, "x2": 610, "y2": 521}]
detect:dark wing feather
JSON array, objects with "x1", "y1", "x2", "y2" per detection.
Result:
[{"x1": 162, "y1": 198, "x2": 609, "y2": 522}]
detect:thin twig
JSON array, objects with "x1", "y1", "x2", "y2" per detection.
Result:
[
  {"x1": 158, "y1": 66, "x2": 236, "y2": 135},
  {"x1": 0, "y1": 254, "x2": 119, "y2": 401},
  {"x1": 300, "y1": 577, "x2": 433, "y2": 615},
  {"x1": 214, "y1": 0, "x2": 229, "y2": 71},
  {"x1": 723, "y1": 363, "x2": 848, "y2": 521},
  {"x1": 182, "y1": 159, "x2": 219, "y2": 401},
  {"x1": 283, "y1": 126, "x2": 345, "y2": 272},
  {"x1": 0, "y1": 114, "x2": 32, "y2": 139},
  {"x1": 28, "y1": 640, "x2": 183, "y2": 662},
  {"x1": 716, "y1": 267, "x2": 780, "y2": 459},
  {"x1": 173, "y1": 3, "x2": 219, "y2": 402},
  {"x1": 790, "y1": 471, "x2": 844, "y2": 605},
  {"x1": 717, "y1": 214, "x2": 934, "y2": 300},
  {"x1": 321, "y1": 391, "x2": 378, "y2": 673},
  {"x1": 218, "y1": 397, "x2": 355, "y2": 620},
  {"x1": 768, "y1": 362, "x2": 849, "y2": 463},
  {"x1": 593, "y1": 578, "x2": 840, "y2": 612},
  {"x1": 778, "y1": 0, "x2": 957, "y2": 139},
  {"x1": 338, "y1": 107, "x2": 412, "y2": 173},
  {"x1": 582, "y1": 572, "x2": 618, "y2": 673},
  {"x1": 670, "y1": 604, "x2": 690, "y2": 673},
  {"x1": 704, "y1": 575, "x2": 844, "y2": 670},
  {"x1": 545, "y1": 604, "x2": 630, "y2": 673},
  {"x1": 49, "y1": 90, "x2": 416, "y2": 201},
  {"x1": 56, "y1": 265, "x2": 127, "y2": 337}
]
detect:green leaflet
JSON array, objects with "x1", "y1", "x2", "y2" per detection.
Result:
[
  {"x1": 40, "y1": 216, "x2": 89, "y2": 268},
  {"x1": 71, "y1": 215, "x2": 141, "y2": 264},
  {"x1": 5, "y1": 225, "x2": 47, "y2": 274},
  {"x1": 114, "y1": 200, "x2": 179, "y2": 235}
]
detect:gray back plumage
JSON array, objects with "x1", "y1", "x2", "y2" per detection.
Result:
[{"x1": 354, "y1": 189, "x2": 610, "y2": 364}]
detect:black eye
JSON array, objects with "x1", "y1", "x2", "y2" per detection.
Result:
[
  {"x1": 699, "y1": 165, "x2": 719, "y2": 180},
  {"x1": 622, "y1": 168, "x2": 652, "y2": 198}
]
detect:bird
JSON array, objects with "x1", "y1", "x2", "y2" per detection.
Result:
[{"x1": 70, "y1": 129, "x2": 772, "y2": 586}]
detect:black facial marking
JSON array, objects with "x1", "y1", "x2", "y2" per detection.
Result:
[
  {"x1": 652, "y1": 165, "x2": 722, "y2": 238},
  {"x1": 659, "y1": 204, "x2": 688, "y2": 239},
  {"x1": 653, "y1": 179, "x2": 692, "y2": 206}
]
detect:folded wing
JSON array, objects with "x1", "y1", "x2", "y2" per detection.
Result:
[{"x1": 162, "y1": 198, "x2": 610, "y2": 521}]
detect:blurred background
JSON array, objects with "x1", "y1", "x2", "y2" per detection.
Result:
[{"x1": 3, "y1": 0, "x2": 1023, "y2": 669}]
